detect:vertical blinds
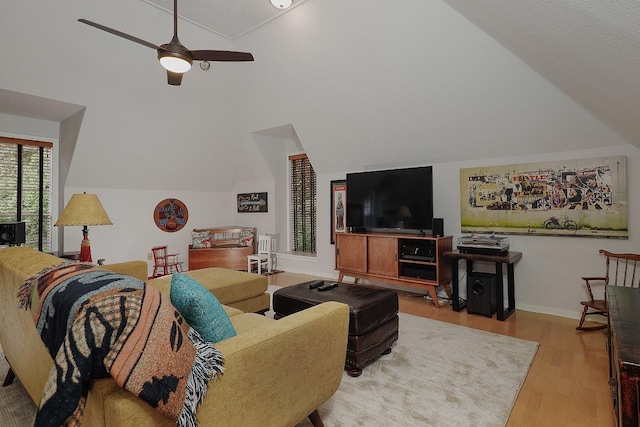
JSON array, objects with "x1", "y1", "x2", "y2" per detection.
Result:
[
  {"x1": 289, "y1": 153, "x2": 316, "y2": 253},
  {"x1": 0, "y1": 137, "x2": 53, "y2": 251}
]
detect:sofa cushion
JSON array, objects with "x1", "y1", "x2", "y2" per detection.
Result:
[
  {"x1": 170, "y1": 272, "x2": 237, "y2": 343},
  {"x1": 230, "y1": 312, "x2": 275, "y2": 334},
  {"x1": 238, "y1": 228, "x2": 254, "y2": 247},
  {"x1": 224, "y1": 305, "x2": 244, "y2": 317},
  {"x1": 149, "y1": 268, "x2": 268, "y2": 307}
]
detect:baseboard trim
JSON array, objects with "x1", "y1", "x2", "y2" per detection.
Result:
[{"x1": 515, "y1": 303, "x2": 605, "y2": 322}]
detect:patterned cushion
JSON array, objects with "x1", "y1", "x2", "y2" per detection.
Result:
[
  {"x1": 192, "y1": 230, "x2": 212, "y2": 248},
  {"x1": 238, "y1": 229, "x2": 255, "y2": 247},
  {"x1": 170, "y1": 272, "x2": 237, "y2": 343}
]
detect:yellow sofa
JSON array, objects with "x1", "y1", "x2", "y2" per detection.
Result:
[{"x1": 0, "y1": 246, "x2": 349, "y2": 426}]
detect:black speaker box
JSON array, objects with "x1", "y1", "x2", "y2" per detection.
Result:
[
  {"x1": 0, "y1": 221, "x2": 26, "y2": 245},
  {"x1": 466, "y1": 272, "x2": 496, "y2": 317},
  {"x1": 432, "y1": 218, "x2": 444, "y2": 237}
]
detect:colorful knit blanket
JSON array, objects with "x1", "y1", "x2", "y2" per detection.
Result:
[{"x1": 18, "y1": 263, "x2": 223, "y2": 427}]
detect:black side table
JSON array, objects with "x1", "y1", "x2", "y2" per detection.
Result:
[{"x1": 444, "y1": 250, "x2": 522, "y2": 321}]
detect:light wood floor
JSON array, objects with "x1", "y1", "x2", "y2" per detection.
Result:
[{"x1": 268, "y1": 272, "x2": 615, "y2": 426}]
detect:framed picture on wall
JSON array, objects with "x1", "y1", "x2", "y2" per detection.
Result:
[
  {"x1": 330, "y1": 180, "x2": 346, "y2": 244},
  {"x1": 237, "y1": 192, "x2": 268, "y2": 213},
  {"x1": 459, "y1": 155, "x2": 628, "y2": 238}
]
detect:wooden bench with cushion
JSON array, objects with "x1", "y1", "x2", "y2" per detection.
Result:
[{"x1": 188, "y1": 226, "x2": 256, "y2": 271}]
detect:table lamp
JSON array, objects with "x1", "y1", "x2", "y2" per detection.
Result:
[{"x1": 55, "y1": 193, "x2": 112, "y2": 262}]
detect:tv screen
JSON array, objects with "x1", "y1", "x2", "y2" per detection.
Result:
[{"x1": 346, "y1": 166, "x2": 433, "y2": 233}]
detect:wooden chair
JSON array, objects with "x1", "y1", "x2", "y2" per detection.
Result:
[
  {"x1": 247, "y1": 235, "x2": 277, "y2": 274},
  {"x1": 151, "y1": 245, "x2": 183, "y2": 278},
  {"x1": 576, "y1": 249, "x2": 640, "y2": 331}
]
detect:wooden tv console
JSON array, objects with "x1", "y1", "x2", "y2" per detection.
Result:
[
  {"x1": 188, "y1": 226, "x2": 256, "y2": 271},
  {"x1": 335, "y1": 232, "x2": 452, "y2": 308}
]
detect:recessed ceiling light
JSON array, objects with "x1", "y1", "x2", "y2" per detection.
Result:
[{"x1": 270, "y1": 0, "x2": 292, "y2": 9}]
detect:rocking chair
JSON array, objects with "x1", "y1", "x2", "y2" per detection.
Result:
[
  {"x1": 576, "y1": 249, "x2": 640, "y2": 331},
  {"x1": 151, "y1": 245, "x2": 183, "y2": 278}
]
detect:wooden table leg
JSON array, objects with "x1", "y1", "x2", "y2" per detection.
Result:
[
  {"x1": 308, "y1": 409, "x2": 324, "y2": 427},
  {"x1": 451, "y1": 259, "x2": 464, "y2": 312},
  {"x1": 427, "y1": 285, "x2": 440, "y2": 308},
  {"x1": 495, "y1": 262, "x2": 505, "y2": 320},
  {"x1": 3, "y1": 367, "x2": 15, "y2": 387}
]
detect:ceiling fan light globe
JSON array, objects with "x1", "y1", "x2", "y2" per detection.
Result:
[
  {"x1": 270, "y1": 0, "x2": 292, "y2": 9},
  {"x1": 159, "y1": 56, "x2": 192, "y2": 73}
]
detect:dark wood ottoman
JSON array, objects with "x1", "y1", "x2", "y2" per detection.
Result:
[{"x1": 273, "y1": 280, "x2": 399, "y2": 377}]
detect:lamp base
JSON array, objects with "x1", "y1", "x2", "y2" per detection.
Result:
[{"x1": 79, "y1": 226, "x2": 92, "y2": 263}]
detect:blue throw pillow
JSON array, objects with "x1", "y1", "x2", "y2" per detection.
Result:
[{"x1": 170, "y1": 272, "x2": 237, "y2": 343}]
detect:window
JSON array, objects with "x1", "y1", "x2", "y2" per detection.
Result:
[
  {"x1": 0, "y1": 137, "x2": 53, "y2": 252},
  {"x1": 289, "y1": 153, "x2": 316, "y2": 253}
]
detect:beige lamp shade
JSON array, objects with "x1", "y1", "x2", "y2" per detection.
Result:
[{"x1": 55, "y1": 193, "x2": 113, "y2": 227}]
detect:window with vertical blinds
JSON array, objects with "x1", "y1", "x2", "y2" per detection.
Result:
[
  {"x1": 0, "y1": 137, "x2": 52, "y2": 252},
  {"x1": 289, "y1": 153, "x2": 316, "y2": 253}
]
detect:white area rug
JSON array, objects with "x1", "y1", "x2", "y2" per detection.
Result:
[{"x1": 296, "y1": 311, "x2": 539, "y2": 427}]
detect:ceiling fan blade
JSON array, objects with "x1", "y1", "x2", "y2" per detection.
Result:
[
  {"x1": 191, "y1": 50, "x2": 254, "y2": 62},
  {"x1": 78, "y1": 19, "x2": 160, "y2": 50},
  {"x1": 167, "y1": 71, "x2": 184, "y2": 86}
]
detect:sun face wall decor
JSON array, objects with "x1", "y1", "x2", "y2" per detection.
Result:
[{"x1": 153, "y1": 198, "x2": 188, "y2": 232}]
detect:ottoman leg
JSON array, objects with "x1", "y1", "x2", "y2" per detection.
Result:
[
  {"x1": 347, "y1": 346, "x2": 392, "y2": 377},
  {"x1": 347, "y1": 367, "x2": 363, "y2": 378}
]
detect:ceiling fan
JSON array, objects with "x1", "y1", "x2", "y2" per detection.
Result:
[{"x1": 78, "y1": 0, "x2": 254, "y2": 86}]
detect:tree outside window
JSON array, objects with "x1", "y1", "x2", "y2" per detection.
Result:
[
  {"x1": 289, "y1": 154, "x2": 316, "y2": 253},
  {"x1": 0, "y1": 137, "x2": 52, "y2": 251}
]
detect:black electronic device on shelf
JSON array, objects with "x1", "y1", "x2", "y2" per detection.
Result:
[
  {"x1": 402, "y1": 265, "x2": 436, "y2": 281},
  {"x1": 457, "y1": 235, "x2": 509, "y2": 255},
  {"x1": 400, "y1": 240, "x2": 436, "y2": 262}
]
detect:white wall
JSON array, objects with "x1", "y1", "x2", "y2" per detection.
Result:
[
  {"x1": 0, "y1": 114, "x2": 58, "y2": 140},
  {"x1": 233, "y1": 0, "x2": 626, "y2": 176},
  {"x1": 61, "y1": 187, "x2": 238, "y2": 276},
  {"x1": 1, "y1": 0, "x2": 249, "y2": 192},
  {"x1": 224, "y1": 0, "x2": 637, "y2": 319},
  {"x1": 273, "y1": 143, "x2": 639, "y2": 320},
  {"x1": 55, "y1": 142, "x2": 637, "y2": 319}
]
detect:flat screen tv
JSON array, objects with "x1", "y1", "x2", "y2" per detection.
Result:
[{"x1": 346, "y1": 166, "x2": 433, "y2": 234}]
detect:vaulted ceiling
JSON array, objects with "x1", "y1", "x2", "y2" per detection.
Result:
[
  {"x1": 1, "y1": 0, "x2": 638, "y2": 191},
  {"x1": 4, "y1": 0, "x2": 638, "y2": 148},
  {"x1": 146, "y1": 0, "x2": 640, "y2": 148},
  {"x1": 443, "y1": 0, "x2": 640, "y2": 148},
  {"x1": 141, "y1": 0, "x2": 310, "y2": 40}
]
